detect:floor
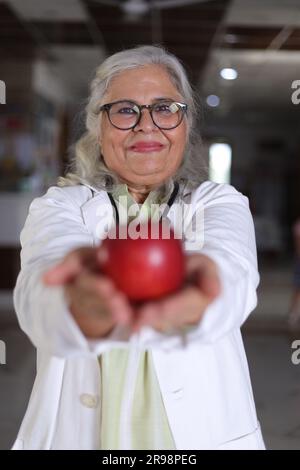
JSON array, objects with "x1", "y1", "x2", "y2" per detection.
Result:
[
  {"x1": 243, "y1": 331, "x2": 300, "y2": 450},
  {"x1": 0, "y1": 314, "x2": 35, "y2": 450}
]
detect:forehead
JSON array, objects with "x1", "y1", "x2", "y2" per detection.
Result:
[{"x1": 104, "y1": 64, "x2": 182, "y2": 102}]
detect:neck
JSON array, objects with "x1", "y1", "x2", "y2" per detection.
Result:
[{"x1": 127, "y1": 185, "x2": 151, "y2": 204}]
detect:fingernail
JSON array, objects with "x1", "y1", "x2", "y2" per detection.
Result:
[
  {"x1": 97, "y1": 247, "x2": 108, "y2": 265},
  {"x1": 114, "y1": 309, "x2": 129, "y2": 325},
  {"x1": 42, "y1": 269, "x2": 55, "y2": 283},
  {"x1": 133, "y1": 324, "x2": 141, "y2": 333},
  {"x1": 119, "y1": 314, "x2": 130, "y2": 325}
]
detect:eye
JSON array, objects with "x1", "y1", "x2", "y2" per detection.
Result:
[
  {"x1": 111, "y1": 102, "x2": 139, "y2": 115},
  {"x1": 154, "y1": 102, "x2": 178, "y2": 114},
  {"x1": 118, "y1": 106, "x2": 136, "y2": 114}
]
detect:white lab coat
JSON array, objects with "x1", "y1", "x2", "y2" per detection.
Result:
[{"x1": 12, "y1": 180, "x2": 265, "y2": 450}]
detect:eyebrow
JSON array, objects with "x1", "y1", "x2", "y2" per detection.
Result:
[
  {"x1": 152, "y1": 97, "x2": 176, "y2": 102},
  {"x1": 115, "y1": 97, "x2": 178, "y2": 103}
]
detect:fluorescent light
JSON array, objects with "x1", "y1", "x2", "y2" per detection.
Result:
[
  {"x1": 206, "y1": 94, "x2": 220, "y2": 107},
  {"x1": 220, "y1": 68, "x2": 238, "y2": 80},
  {"x1": 123, "y1": 0, "x2": 149, "y2": 15},
  {"x1": 225, "y1": 34, "x2": 239, "y2": 44}
]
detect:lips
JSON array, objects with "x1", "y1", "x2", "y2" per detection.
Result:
[{"x1": 129, "y1": 142, "x2": 164, "y2": 152}]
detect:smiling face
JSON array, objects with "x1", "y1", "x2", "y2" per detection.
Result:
[{"x1": 99, "y1": 64, "x2": 188, "y2": 190}]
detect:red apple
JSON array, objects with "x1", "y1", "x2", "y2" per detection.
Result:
[{"x1": 100, "y1": 221, "x2": 185, "y2": 302}]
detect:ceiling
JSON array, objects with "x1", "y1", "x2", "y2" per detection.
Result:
[
  {"x1": 0, "y1": 0, "x2": 229, "y2": 82},
  {"x1": 0, "y1": 0, "x2": 299, "y2": 116},
  {"x1": 201, "y1": 0, "x2": 300, "y2": 117}
]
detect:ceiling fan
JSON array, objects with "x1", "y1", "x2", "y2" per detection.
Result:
[{"x1": 94, "y1": 0, "x2": 213, "y2": 21}]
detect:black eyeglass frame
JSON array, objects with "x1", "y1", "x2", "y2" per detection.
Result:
[{"x1": 99, "y1": 99, "x2": 188, "y2": 130}]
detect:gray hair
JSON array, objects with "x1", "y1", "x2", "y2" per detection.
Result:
[{"x1": 58, "y1": 44, "x2": 207, "y2": 193}]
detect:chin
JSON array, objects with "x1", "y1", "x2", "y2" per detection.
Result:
[
  {"x1": 133, "y1": 175, "x2": 169, "y2": 188},
  {"x1": 131, "y1": 164, "x2": 165, "y2": 177}
]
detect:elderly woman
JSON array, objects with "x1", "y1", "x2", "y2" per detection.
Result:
[{"x1": 13, "y1": 45, "x2": 265, "y2": 450}]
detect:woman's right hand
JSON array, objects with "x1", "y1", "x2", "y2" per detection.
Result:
[{"x1": 42, "y1": 247, "x2": 135, "y2": 339}]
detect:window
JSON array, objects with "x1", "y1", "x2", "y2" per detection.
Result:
[{"x1": 209, "y1": 143, "x2": 232, "y2": 184}]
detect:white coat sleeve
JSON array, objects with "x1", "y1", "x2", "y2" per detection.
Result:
[
  {"x1": 13, "y1": 186, "x2": 132, "y2": 358},
  {"x1": 138, "y1": 181, "x2": 260, "y2": 350}
]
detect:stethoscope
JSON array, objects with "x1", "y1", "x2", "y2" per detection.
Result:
[{"x1": 107, "y1": 181, "x2": 179, "y2": 226}]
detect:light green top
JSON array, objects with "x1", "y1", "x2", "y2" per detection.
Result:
[{"x1": 99, "y1": 183, "x2": 176, "y2": 450}]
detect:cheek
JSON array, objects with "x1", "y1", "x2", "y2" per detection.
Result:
[
  {"x1": 171, "y1": 128, "x2": 187, "y2": 155},
  {"x1": 102, "y1": 129, "x2": 128, "y2": 157}
]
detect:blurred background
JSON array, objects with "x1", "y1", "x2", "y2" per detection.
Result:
[{"x1": 0, "y1": 0, "x2": 300, "y2": 450}]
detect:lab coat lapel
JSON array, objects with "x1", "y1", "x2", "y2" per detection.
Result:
[{"x1": 81, "y1": 190, "x2": 114, "y2": 244}]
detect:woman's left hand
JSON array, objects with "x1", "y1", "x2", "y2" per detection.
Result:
[{"x1": 131, "y1": 254, "x2": 221, "y2": 334}]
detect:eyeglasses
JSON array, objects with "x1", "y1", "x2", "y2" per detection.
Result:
[{"x1": 99, "y1": 99, "x2": 188, "y2": 130}]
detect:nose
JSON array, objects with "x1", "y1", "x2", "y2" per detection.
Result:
[{"x1": 133, "y1": 108, "x2": 158, "y2": 132}]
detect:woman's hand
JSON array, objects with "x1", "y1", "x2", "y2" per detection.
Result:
[
  {"x1": 42, "y1": 249, "x2": 221, "y2": 338},
  {"x1": 131, "y1": 254, "x2": 221, "y2": 334},
  {"x1": 42, "y1": 247, "x2": 135, "y2": 339}
]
